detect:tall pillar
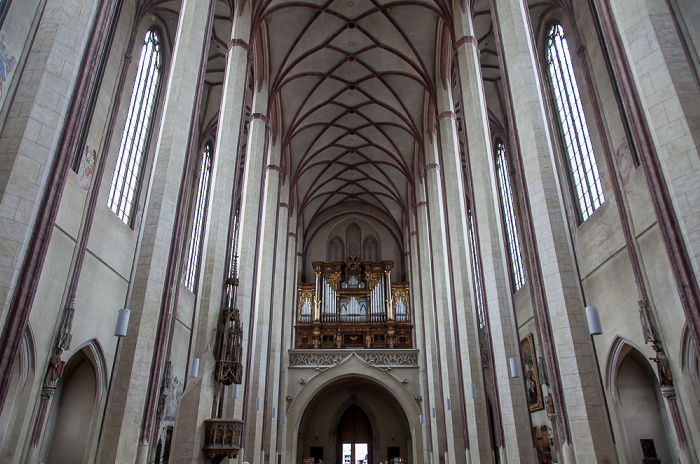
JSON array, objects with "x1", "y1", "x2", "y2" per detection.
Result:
[
  {"x1": 263, "y1": 155, "x2": 291, "y2": 462},
  {"x1": 168, "y1": 6, "x2": 253, "y2": 463},
  {"x1": 0, "y1": 0, "x2": 108, "y2": 411},
  {"x1": 228, "y1": 82, "x2": 270, "y2": 457},
  {"x1": 244, "y1": 133, "x2": 283, "y2": 463},
  {"x1": 421, "y1": 134, "x2": 467, "y2": 463},
  {"x1": 279, "y1": 207, "x2": 299, "y2": 461},
  {"x1": 99, "y1": 0, "x2": 216, "y2": 462},
  {"x1": 453, "y1": 8, "x2": 535, "y2": 463},
  {"x1": 193, "y1": 4, "x2": 252, "y2": 360},
  {"x1": 404, "y1": 215, "x2": 432, "y2": 464},
  {"x1": 434, "y1": 73, "x2": 494, "y2": 462},
  {"x1": 412, "y1": 179, "x2": 441, "y2": 463},
  {"x1": 492, "y1": 0, "x2": 617, "y2": 461}
]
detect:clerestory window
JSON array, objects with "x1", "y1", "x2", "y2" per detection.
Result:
[
  {"x1": 184, "y1": 143, "x2": 213, "y2": 292},
  {"x1": 107, "y1": 29, "x2": 163, "y2": 227},
  {"x1": 546, "y1": 23, "x2": 604, "y2": 221},
  {"x1": 495, "y1": 141, "x2": 526, "y2": 291},
  {"x1": 467, "y1": 210, "x2": 485, "y2": 330}
]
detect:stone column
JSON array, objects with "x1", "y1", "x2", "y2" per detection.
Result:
[
  {"x1": 168, "y1": 6, "x2": 253, "y2": 462},
  {"x1": 434, "y1": 74, "x2": 494, "y2": 462},
  {"x1": 244, "y1": 133, "x2": 283, "y2": 464},
  {"x1": 411, "y1": 180, "x2": 441, "y2": 463},
  {"x1": 226, "y1": 85, "x2": 269, "y2": 458},
  {"x1": 453, "y1": 9, "x2": 535, "y2": 463},
  {"x1": 264, "y1": 157, "x2": 291, "y2": 461},
  {"x1": 278, "y1": 210, "x2": 299, "y2": 461},
  {"x1": 420, "y1": 134, "x2": 468, "y2": 463},
  {"x1": 99, "y1": 0, "x2": 216, "y2": 462},
  {"x1": 193, "y1": 4, "x2": 252, "y2": 360},
  {"x1": 492, "y1": 0, "x2": 617, "y2": 461},
  {"x1": 0, "y1": 0, "x2": 102, "y2": 412}
]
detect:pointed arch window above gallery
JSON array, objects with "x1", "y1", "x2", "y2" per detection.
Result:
[
  {"x1": 545, "y1": 22, "x2": 605, "y2": 222},
  {"x1": 184, "y1": 141, "x2": 214, "y2": 293},
  {"x1": 107, "y1": 28, "x2": 163, "y2": 228},
  {"x1": 495, "y1": 140, "x2": 526, "y2": 292}
]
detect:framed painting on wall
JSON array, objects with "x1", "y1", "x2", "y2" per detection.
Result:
[{"x1": 520, "y1": 333, "x2": 543, "y2": 411}]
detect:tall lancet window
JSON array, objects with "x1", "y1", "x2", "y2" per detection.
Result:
[
  {"x1": 108, "y1": 29, "x2": 163, "y2": 226},
  {"x1": 467, "y1": 210, "x2": 485, "y2": 331},
  {"x1": 184, "y1": 143, "x2": 213, "y2": 292},
  {"x1": 546, "y1": 23, "x2": 604, "y2": 221},
  {"x1": 496, "y1": 142, "x2": 526, "y2": 291}
]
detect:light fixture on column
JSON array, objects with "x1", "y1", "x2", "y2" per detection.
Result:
[
  {"x1": 469, "y1": 383, "x2": 476, "y2": 398},
  {"x1": 114, "y1": 308, "x2": 130, "y2": 337},
  {"x1": 231, "y1": 383, "x2": 240, "y2": 398},
  {"x1": 189, "y1": 358, "x2": 200, "y2": 378},
  {"x1": 446, "y1": 398, "x2": 451, "y2": 411},
  {"x1": 283, "y1": 414, "x2": 287, "y2": 424},
  {"x1": 272, "y1": 407, "x2": 277, "y2": 418},
  {"x1": 419, "y1": 414, "x2": 423, "y2": 424},
  {"x1": 431, "y1": 407, "x2": 436, "y2": 418},
  {"x1": 586, "y1": 306, "x2": 603, "y2": 335},
  {"x1": 509, "y1": 357, "x2": 520, "y2": 378},
  {"x1": 256, "y1": 398, "x2": 261, "y2": 410}
]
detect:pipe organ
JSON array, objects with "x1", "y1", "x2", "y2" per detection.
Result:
[{"x1": 295, "y1": 253, "x2": 412, "y2": 349}]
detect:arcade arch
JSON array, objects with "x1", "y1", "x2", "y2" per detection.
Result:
[{"x1": 286, "y1": 354, "x2": 423, "y2": 464}]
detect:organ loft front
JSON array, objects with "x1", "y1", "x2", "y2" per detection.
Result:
[{"x1": 295, "y1": 253, "x2": 412, "y2": 350}]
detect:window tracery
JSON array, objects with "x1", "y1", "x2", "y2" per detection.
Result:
[
  {"x1": 184, "y1": 142, "x2": 213, "y2": 292},
  {"x1": 107, "y1": 29, "x2": 163, "y2": 226},
  {"x1": 546, "y1": 23, "x2": 604, "y2": 221},
  {"x1": 495, "y1": 141, "x2": 526, "y2": 291}
]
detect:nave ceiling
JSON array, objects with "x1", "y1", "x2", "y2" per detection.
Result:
[{"x1": 140, "y1": 0, "x2": 530, "y2": 244}]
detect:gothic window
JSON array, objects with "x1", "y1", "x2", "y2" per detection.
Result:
[
  {"x1": 495, "y1": 141, "x2": 526, "y2": 291},
  {"x1": 467, "y1": 210, "x2": 485, "y2": 330},
  {"x1": 107, "y1": 29, "x2": 163, "y2": 227},
  {"x1": 184, "y1": 143, "x2": 213, "y2": 292},
  {"x1": 328, "y1": 236, "x2": 345, "y2": 262},
  {"x1": 346, "y1": 223, "x2": 361, "y2": 257},
  {"x1": 546, "y1": 23, "x2": 604, "y2": 221},
  {"x1": 363, "y1": 235, "x2": 378, "y2": 262}
]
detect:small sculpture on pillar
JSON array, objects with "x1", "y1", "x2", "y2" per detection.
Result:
[{"x1": 214, "y1": 267, "x2": 244, "y2": 386}]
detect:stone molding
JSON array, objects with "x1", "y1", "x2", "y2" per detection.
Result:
[{"x1": 289, "y1": 349, "x2": 419, "y2": 368}]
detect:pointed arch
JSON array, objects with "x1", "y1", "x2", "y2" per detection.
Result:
[
  {"x1": 346, "y1": 222, "x2": 361, "y2": 257},
  {"x1": 73, "y1": 338, "x2": 109, "y2": 400},
  {"x1": 107, "y1": 27, "x2": 164, "y2": 227},
  {"x1": 328, "y1": 235, "x2": 345, "y2": 262},
  {"x1": 363, "y1": 235, "x2": 379, "y2": 261},
  {"x1": 19, "y1": 323, "x2": 36, "y2": 389}
]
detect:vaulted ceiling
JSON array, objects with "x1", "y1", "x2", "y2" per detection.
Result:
[
  {"x1": 149, "y1": 0, "x2": 525, "y2": 245},
  {"x1": 262, "y1": 0, "x2": 446, "y2": 238}
]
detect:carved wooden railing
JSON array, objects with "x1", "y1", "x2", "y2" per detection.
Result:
[
  {"x1": 295, "y1": 254, "x2": 412, "y2": 349},
  {"x1": 203, "y1": 419, "x2": 244, "y2": 463}
]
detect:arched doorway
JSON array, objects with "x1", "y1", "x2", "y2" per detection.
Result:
[
  {"x1": 616, "y1": 349, "x2": 674, "y2": 463},
  {"x1": 295, "y1": 374, "x2": 413, "y2": 463},
  {"x1": 39, "y1": 348, "x2": 100, "y2": 464},
  {"x1": 337, "y1": 404, "x2": 372, "y2": 464}
]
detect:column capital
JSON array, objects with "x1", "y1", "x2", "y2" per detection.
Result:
[
  {"x1": 437, "y1": 111, "x2": 457, "y2": 121},
  {"x1": 228, "y1": 38, "x2": 250, "y2": 51},
  {"x1": 455, "y1": 35, "x2": 479, "y2": 50}
]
